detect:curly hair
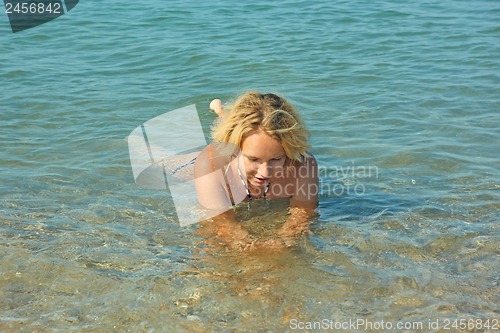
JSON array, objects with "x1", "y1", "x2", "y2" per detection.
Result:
[{"x1": 211, "y1": 91, "x2": 311, "y2": 162}]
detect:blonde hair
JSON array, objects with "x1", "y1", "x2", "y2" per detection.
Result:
[{"x1": 212, "y1": 91, "x2": 310, "y2": 162}]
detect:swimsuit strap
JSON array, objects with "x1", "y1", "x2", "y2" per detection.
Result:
[
  {"x1": 169, "y1": 144, "x2": 214, "y2": 176},
  {"x1": 207, "y1": 144, "x2": 216, "y2": 172},
  {"x1": 170, "y1": 157, "x2": 196, "y2": 175},
  {"x1": 209, "y1": 144, "x2": 236, "y2": 206}
]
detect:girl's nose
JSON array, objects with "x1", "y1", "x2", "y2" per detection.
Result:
[{"x1": 258, "y1": 162, "x2": 271, "y2": 178}]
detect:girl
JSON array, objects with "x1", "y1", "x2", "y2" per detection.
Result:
[{"x1": 194, "y1": 91, "x2": 318, "y2": 250}]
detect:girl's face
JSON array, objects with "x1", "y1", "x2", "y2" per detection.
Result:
[{"x1": 240, "y1": 131, "x2": 286, "y2": 188}]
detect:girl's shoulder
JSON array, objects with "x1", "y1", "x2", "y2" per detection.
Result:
[{"x1": 194, "y1": 143, "x2": 233, "y2": 176}]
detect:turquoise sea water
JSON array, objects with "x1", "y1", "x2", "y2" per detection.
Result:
[{"x1": 1, "y1": 0, "x2": 499, "y2": 332}]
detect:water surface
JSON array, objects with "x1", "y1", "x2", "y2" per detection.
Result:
[{"x1": 1, "y1": 0, "x2": 499, "y2": 331}]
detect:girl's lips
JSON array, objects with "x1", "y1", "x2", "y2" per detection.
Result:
[{"x1": 253, "y1": 176, "x2": 269, "y2": 185}]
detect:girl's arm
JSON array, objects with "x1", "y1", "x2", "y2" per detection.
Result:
[
  {"x1": 194, "y1": 145, "x2": 254, "y2": 250},
  {"x1": 278, "y1": 156, "x2": 319, "y2": 245}
]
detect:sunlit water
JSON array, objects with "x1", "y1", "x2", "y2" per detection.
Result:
[{"x1": 1, "y1": 0, "x2": 499, "y2": 332}]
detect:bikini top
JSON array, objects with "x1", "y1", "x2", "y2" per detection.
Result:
[{"x1": 170, "y1": 145, "x2": 269, "y2": 208}]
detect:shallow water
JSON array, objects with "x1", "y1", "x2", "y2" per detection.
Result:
[{"x1": 1, "y1": 0, "x2": 499, "y2": 332}]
